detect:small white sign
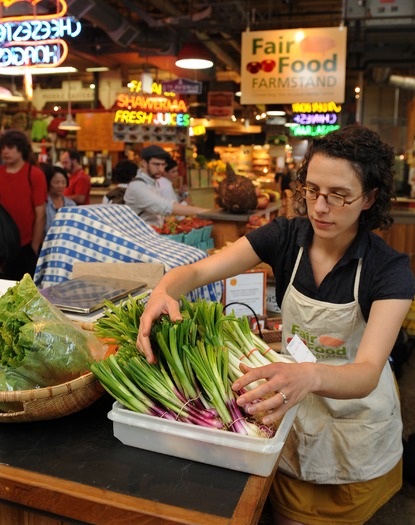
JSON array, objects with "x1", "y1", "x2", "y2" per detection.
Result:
[
  {"x1": 286, "y1": 334, "x2": 317, "y2": 363},
  {"x1": 223, "y1": 270, "x2": 266, "y2": 317}
]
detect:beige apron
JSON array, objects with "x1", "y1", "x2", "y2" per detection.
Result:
[{"x1": 279, "y1": 247, "x2": 402, "y2": 483}]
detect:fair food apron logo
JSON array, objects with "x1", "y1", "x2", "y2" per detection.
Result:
[{"x1": 286, "y1": 324, "x2": 347, "y2": 359}]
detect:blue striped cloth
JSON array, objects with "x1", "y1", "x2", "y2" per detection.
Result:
[{"x1": 34, "y1": 205, "x2": 222, "y2": 303}]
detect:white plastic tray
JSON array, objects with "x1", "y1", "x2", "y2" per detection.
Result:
[{"x1": 108, "y1": 401, "x2": 298, "y2": 477}]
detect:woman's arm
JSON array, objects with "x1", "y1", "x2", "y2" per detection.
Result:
[
  {"x1": 232, "y1": 298, "x2": 412, "y2": 425},
  {"x1": 137, "y1": 236, "x2": 262, "y2": 363},
  {"x1": 171, "y1": 201, "x2": 209, "y2": 216}
]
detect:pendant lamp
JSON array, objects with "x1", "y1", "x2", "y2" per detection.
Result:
[
  {"x1": 175, "y1": 41, "x2": 213, "y2": 70},
  {"x1": 0, "y1": 86, "x2": 24, "y2": 102},
  {"x1": 58, "y1": 78, "x2": 80, "y2": 131}
]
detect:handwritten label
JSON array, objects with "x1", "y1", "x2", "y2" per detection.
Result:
[{"x1": 286, "y1": 334, "x2": 317, "y2": 363}]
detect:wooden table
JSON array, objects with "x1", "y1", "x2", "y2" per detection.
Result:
[{"x1": 0, "y1": 394, "x2": 278, "y2": 525}]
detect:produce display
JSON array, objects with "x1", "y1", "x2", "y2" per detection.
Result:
[
  {"x1": 0, "y1": 274, "x2": 106, "y2": 404},
  {"x1": 254, "y1": 187, "x2": 281, "y2": 209},
  {"x1": 91, "y1": 295, "x2": 290, "y2": 438},
  {"x1": 152, "y1": 216, "x2": 213, "y2": 235}
]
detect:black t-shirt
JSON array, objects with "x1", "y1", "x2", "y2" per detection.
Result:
[{"x1": 246, "y1": 217, "x2": 415, "y2": 322}]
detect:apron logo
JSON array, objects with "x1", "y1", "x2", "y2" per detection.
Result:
[{"x1": 289, "y1": 324, "x2": 347, "y2": 359}]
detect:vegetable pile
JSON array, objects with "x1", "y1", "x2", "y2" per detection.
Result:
[
  {"x1": 91, "y1": 295, "x2": 291, "y2": 438},
  {"x1": 153, "y1": 216, "x2": 213, "y2": 235},
  {"x1": 0, "y1": 274, "x2": 105, "y2": 402}
]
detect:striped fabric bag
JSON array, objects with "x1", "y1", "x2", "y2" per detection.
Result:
[{"x1": 34, "y1": 205, "x2": 222, "y2": 303}]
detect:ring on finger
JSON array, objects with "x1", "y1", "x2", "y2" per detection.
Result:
[{"x1": 278, "y1": 391, "x2": 288, "y2": 404}]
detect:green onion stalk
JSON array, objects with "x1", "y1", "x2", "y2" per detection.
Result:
[{"x1": 90, "y1": 295, "x2": 285, "y2": 437}]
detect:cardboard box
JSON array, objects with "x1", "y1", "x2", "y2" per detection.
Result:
[
  {"x1": 108, "y1": 401, "x2": 298, "y2": 477},
  {"x1": 72, "y1": 262, "x2": 165, "y2": 289}
]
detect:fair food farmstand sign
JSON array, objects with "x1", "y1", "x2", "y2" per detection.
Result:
[
  {"x1": 241, "y1": 27, "x2": 347, "y2": 105},
  {"x1": 0, "y1": 0, "x2": 81, "y2": 70}
]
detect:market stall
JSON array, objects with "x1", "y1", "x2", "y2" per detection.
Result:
[{"x1": 199, "y1": 202, "x2": 281, "y2": 248}]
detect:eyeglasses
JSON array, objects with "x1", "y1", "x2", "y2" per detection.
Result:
[
  {"x1": 300, "y1": 186, "x2": 366, "y2": 207},
  {"x1": 148, "y1": 161, "x2": 167, "y2": 168}
]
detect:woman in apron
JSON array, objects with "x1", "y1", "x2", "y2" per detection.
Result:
[{"x1": 137, "y1": 124, "x2": 415, "y2": 525}]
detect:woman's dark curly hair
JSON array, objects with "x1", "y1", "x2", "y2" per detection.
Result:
[
  {"x1": 293, "y1": 124, "x2": 395, "y2": 231},
  {"x1": 0, "y1": 129, "x2": 33, "y2": 161}
]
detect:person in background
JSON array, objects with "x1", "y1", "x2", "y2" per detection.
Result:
[
  {"x1": 40, "y1": 163, "x2": 76, "y2": 234},
  {"x1": 0, "y1": 129, "x2": 47, "y2": 280},
  {"x1": 158, "y1": 157, "x2": 191, "y2": 205},
  {"x1": 59, "y1": 149, "x2": 91, "y2": 205},
  {"x1": 103, "y1": 159, "x2": 137, "y2": 205},
  {"x1": 137, "y1": 125, "x2": 415, "y2": 525},
  {"x1": 274, "y1": 164, "x2": 292, "y2": 194},
  {"x1": 124, "y1": 145, "x2": 208, "y2": 227}
]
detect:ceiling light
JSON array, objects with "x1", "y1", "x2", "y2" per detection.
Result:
[
  {"x1": 267, "y1": 110, "x2": 286, "y2": 116},
  {"x1": 0, "y1": 86, "x2": 24, "y2": 102},
  {"x1": 175, "y1": 42, "x2": 213, "y2": 70},
  {"x1": 59, "y1": 78, "x2": 81, "y2": 131},
  {"x1": 86, "y1": 67, "x2": 110, "y2": 72},
  {"x1": 266, "y1": 105, "x2": 286, "y2": 116},
  {"x1": 0, "y1": 66, "x2": 78, "y2": 76},
  {"x1": 58, "y1": 115, "x2": 81, "y2": 131}
]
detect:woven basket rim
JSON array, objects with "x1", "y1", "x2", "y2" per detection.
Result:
[{"x1": 0, "y1": 372, "x2": 96, "y2": 402}]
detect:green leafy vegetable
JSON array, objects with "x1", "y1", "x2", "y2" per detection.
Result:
[{"x1": 0, "y1": 274, "x2": 96, "y2": 399}]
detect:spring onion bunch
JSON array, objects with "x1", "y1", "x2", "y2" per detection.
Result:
[{"x1": 91, "y1": 295, "x2": 289, "y2": 437}]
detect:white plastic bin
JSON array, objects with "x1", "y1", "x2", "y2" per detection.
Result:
[{"x1": 108, "y1": 401, "x2": 298, "y2": 477}]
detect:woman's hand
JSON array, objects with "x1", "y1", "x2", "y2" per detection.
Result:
[
  {"x1": 232, "y1": 361, "x2": 314, "y2": 425},
  {"x1": 136, "y1": 291, "x2": 182, "y2": 364}
]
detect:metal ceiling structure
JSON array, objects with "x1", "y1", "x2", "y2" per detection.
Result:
[
  {"x1": 2, "y1": 0, "x2": 414, "y2": 108},
  {"x1": 61, "y1": 0, "x2": 415, "y2": 91}
]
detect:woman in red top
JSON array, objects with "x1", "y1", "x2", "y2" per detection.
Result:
[{"x1": 0, "y1": 129, "x2": 47, "y2": 280}]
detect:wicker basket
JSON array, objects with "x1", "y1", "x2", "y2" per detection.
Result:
[
  {"x1": 255, "y1": 316, "x2": 282, "y2": 344},
  {"x1": 0, "y1": 372, "x2": 104, "y2": 423}
]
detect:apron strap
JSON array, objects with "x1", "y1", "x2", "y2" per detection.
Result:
[
  {"x1": 289, "y1": 246, "x2": 303, "y2": 286},
  {"x1": 353, "y1": 259, "x2": 363, "y2": 301}
]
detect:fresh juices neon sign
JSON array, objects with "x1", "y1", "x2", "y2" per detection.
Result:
[
  {"x1": 113, "y1": 80, "x2": 191, "y2": 127},
  {"x1": 0, "y1": 0, "x2": 81, "y2": 69}
]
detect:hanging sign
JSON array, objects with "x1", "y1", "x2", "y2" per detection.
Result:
[
  {"x1": 161, "y1": 78, "x2": 202, "y2": 95},
  {"x1": 113, "y1": 80, "x2": 190, "y2": 128},
  {"x1": 207, "y1": 91, "x2": 234, "y2": 116},
  {"x1": 0, "y1": 0, "x2": 81, "y2": 70},
  {"x1": 288, "y1": 100, "x2": 342, "y2": 137},
  {"x1": 241, "y1": 27, "x2": 347, "y2": 105},
  {"x1": 113, "y1": 79, "x2": 190, "y2": 143}
]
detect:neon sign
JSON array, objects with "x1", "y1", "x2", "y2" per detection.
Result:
[
  {"x1": 0, "y1": 0, "x2": 81, "y2": 69},
  {"x1": 290, "y1": 124, "x2": 340, "y2": 137},
  {"x1": 289, "y1": 100, "x2": 342, "y2": 137},
  {"x1": 0, "y1": 0, "x2": 68, "y2": 22},
  {"x1": 291, "y1": 101, "x2": 342, "y2": 113},
  {"x1": 113, "y1": 80, "x2": 190, "y2": 127},
  {"x1": 293, "y1": 113, "x2": 338, "y2": 125}
]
